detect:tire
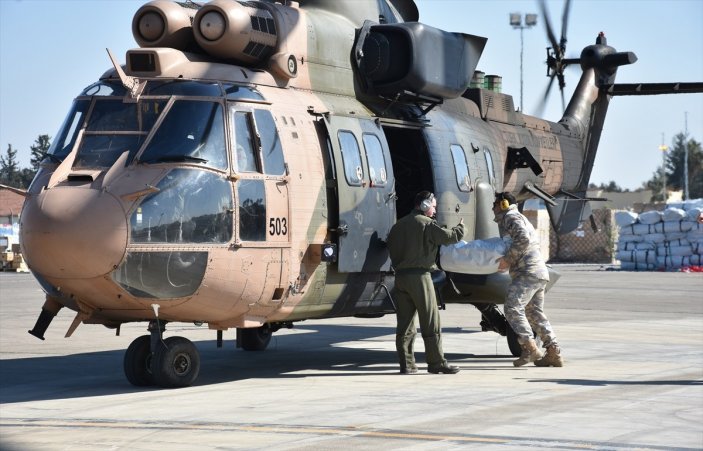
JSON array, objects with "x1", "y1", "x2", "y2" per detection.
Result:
[
  {"x1": 506, "y1": 326, "x2": 537, "y2": 357},
  {"x1": 238, "y1": 324, "x2": 272, "y2": 351},
  {"x1": 124, "y1": 335, "x2": 154, "y2": 387},
  {"x1": 506, "y1": 326, "x2": 522, "y2": 357},
  {"x1": 152, "y1": 336, "x2": 200, "y2": 388}
]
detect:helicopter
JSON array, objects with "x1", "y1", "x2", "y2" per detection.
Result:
[{"x1": 19, "y1": 0, "x2": 703, "y2": 388}]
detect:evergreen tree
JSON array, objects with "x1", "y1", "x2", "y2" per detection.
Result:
[
  {"x1": 30, "y1": 134, "x2": 52, "y2": 170},
  {"x1": 665, "y1": 133, "x2": 702, "y2": 199},
  {"x1": 644, "y1": 133, "x2": 703, "y2": 201},
  {"x1": 0, "y1": 144, "x2": 22, "y2": 188}
]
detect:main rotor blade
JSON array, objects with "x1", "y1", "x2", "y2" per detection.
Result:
[
  {"x1": 560, "y1": 0, "x2": 572, "y2": 50},
  {"x1": 539, "y1": 0, "x2": 560, "y2": 55},
  {"x1": 533, "y1": 72, "x2": 557, "y2": 117}
]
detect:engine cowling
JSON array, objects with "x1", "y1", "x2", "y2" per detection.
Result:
[
  {"x1": 132, "y1": 0, "x2": 199, "y2": 51},
  {"x1": 192, "y1": 0, "x2": 278, "y2": 64}
]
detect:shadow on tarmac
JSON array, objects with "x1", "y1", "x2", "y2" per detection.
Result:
[{"x1": 0, "y1": 324, "x2": 508, "y2": 404}]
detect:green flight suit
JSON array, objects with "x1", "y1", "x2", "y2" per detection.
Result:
[{"x1": 386, "y1": 209, "x2": 465, "y2": 370}]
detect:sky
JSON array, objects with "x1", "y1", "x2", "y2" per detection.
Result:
[{"x1": 1, "y1": 0, "x2": 701, "y2": 191}]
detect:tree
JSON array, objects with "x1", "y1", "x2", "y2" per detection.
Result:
[
  {"x1": 644, "y1": 133, "x2": 703, "y2": 201},
  {"x1": 30, "y1": 134, "x2": 52, "y2": 170},
  {"x1": 0, "y1": 144, "x2": 22, "y2": 188},
  {"x1": 666, "y1": 133, "x2": 702, "y2": 200}
]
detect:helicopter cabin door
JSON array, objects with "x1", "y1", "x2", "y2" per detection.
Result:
[{"x1": 323, "y1": 115, "x2": 396, "y2": 273}]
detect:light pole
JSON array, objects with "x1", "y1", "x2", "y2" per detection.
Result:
[
  {"x1": 659, "y1": 133, "x2": 668, "y2": 202},
  {"x1": 510, "y1": 12, "x2": 537, "y2": 112}
]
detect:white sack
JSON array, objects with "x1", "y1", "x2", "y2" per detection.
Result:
[
  {"x1": 614, "y1": 211, "x2": 638, "y2": 227},
  {"x1": 621, "y1": 261, "x2": 656, "y2": 271},
  {"x1": 440, "y1": 237, "x2": 511, "y2": 274},
  {"x1": 639, "y1": 210, "x2": 663, "y2": 224},
  {"x1": 662, "y1": 207, "x2": 686, "y2": 221},
  {"x1": 686, "y1": 207, "x2": 702, "y2": 222}
]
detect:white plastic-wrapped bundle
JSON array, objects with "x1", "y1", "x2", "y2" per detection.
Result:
[
  {"x1": 639, "y1": 210, "x2": 663, "y2": 224},
  {"x1": 616, "y1": 201, "x2": 703, "y2": 270},
  {"x1": 656, "y1": 255, "x2": 689, "y2": 269},
  {"x1": 439, "y1": 237, "x2": 511, "y2": 274},
  {"x1": 686, "y1": 207, "x2": 702, "y2": 222},
  {"x1": 615, "y1": 211, "x2": 638, "y2": 227},
  {"x1": 621, "y1": 261, "x2": 656, "y2": 271},
  {"x1": 662, "y1": 207, "x2": 687, "y2": 221},
  {"x1": 616, "y1": 249, "x2": 657, "y2": 264}
]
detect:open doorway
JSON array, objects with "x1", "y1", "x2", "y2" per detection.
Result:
[{"x1": 383, "y1": 126, "x2": 434, "y2": 218}]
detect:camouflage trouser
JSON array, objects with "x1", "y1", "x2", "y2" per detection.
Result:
[
  {"x1": 504, "y1": 275, "x2": 557, "y2": 348},
  {"x1": 393, "y1": 272, "x2": 447, "y2": 369}
]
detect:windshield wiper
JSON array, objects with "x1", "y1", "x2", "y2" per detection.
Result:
[
  {"x1": 40, "y1": 152, "x2": 64, "y2": 164},
  {"x1": 140, "y1": 155, "x2": 208, "y2": 165}
]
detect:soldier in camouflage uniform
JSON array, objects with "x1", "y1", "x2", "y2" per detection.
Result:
[
  {"x1": 493, "y1": 193, "x2": 564, "y2": 367},
  {"x1": 386, "y1": 191, "x2": 465, "y2": 374}
]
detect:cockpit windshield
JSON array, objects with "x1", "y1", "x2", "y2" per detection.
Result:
[{"x1": 54, "y1": 79, "x2": 235, "y2": 170}]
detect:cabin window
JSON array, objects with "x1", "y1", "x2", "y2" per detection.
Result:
[
  {"x1": 48, "y1": 99, "x2": 89, "y2": 159},
  {"x1": 450, "y1": 144, "x2": 472, "y2": 192},
  {"x1": 484, "y1": 147, "x2": 496, "y2": 185},
  {"x1": 139, "y1": 100, "x2": 227, "y2": 170},
  {"x1": 130, "y1": 169, "x2": 233, "y2": 244},
  {"x1": 362, "y1": 133, "x2": 387, "y2": 187},
  {"x1": 232, "y1": 111, "x2": 259, "y2": 173},
  {"x1": 254, "y1": 109, "x2": 286, "y2": 175},
  {"x1": 113, "y1": 251, "x2": 208, "y2": 299},
  {"x1": 338, "y1": 130, "x2": 364, "y2": 186},
  {"x1": 238, "y1": 179, "x2": 267, "y2": 241}
]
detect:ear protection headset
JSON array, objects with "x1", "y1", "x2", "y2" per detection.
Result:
[{"x1": 420, "y1": 193, "x2": 435, "y2": 212}]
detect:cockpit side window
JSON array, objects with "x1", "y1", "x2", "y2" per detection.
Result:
[
  {"x1": 48, "y1": 99, "x2": 89, "y2": 159},
  {"x1": 237, "y1": 179, "x2": 266, "y2": 241},
  {"x1": 254, "y1": 109, "x2": 286, "y2": 175},
  {"x1": 450, "y1": 144, "x2": 472, "y2": 192},
  {"x1": 338, "y1": 130, "x2": 364, "y2": 186},
  {"x1": 232, "y1": 110, "x2": 259, "y2": 173}
]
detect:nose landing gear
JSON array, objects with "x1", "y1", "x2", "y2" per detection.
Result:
[{"x1": 123, "y1": 320, "x2": 200, "y2": 388}]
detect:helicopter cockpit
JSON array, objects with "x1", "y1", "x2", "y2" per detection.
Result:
[{"x1": 27, "y1": 77, "x2": 288, "y2": 300}]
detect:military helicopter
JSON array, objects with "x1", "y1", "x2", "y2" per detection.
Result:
[{"x1": 20, "y1": 0, "x2": 702, "y2": 388}]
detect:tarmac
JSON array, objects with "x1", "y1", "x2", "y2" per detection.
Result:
[{"x1": 0, "y1": 264, "x2": 702, "y2": 450}]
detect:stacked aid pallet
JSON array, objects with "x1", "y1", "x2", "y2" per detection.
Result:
[{"x1": 615, "y1": 200, "x2": 703, "y2": 271}]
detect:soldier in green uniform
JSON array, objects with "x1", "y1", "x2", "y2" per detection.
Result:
[
  {"x1": 493, "y1": 192, "x2": 564, "y2": 367},
  {"x1": 386, "y1": 191, "x2": 465, "y2": 374}
]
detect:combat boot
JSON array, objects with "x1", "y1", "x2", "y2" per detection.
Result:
[
  {"x1": 534, "y1": 344, "x2": 563, "y2": 367},
  {"x1": 513, "y1": 338, "x2": 542, "y2": 367}
]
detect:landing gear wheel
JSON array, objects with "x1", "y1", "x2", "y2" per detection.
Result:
[
  {"x1": 506, "y1": 326, "x2": 538, "y2": 357},
  {"x1": 238, "y1": 324, "x2": 272, "y2": 351},
  {"x1": 506, "y1": 326, "x2": 522, "y2": 357},
  {"x1": 124, "y1": 335, "x2": 154, "y2": 386},
  {"x1": 152, "y1": 336, "x2": 200, "y2": 388}
]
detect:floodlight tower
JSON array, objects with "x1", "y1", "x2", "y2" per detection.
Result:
[
  {"x1": 659, "y1": 133, "x2": 669, "y2": 202},
  {"x1": 510, "y1": 12, "x2": 537, "y2": 112}
]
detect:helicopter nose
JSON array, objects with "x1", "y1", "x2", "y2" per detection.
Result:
[{"x1": 21, "y1": 188, "x2": 128, "y2": 279}]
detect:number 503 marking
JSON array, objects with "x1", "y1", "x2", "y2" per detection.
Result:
[{"x1": 269, "y1": 217, "x2": 288, "y2": 236}]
